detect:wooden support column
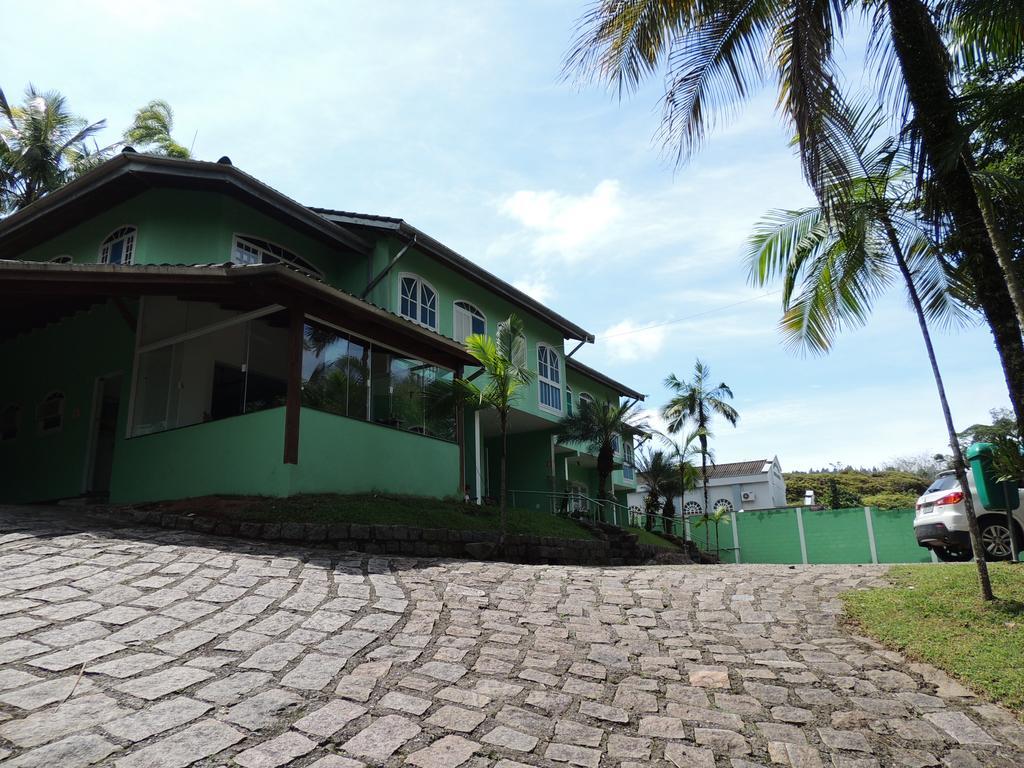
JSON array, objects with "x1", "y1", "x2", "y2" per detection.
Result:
[{"x1": 283, "y1": 305, "x2": 303, "y2": 465}]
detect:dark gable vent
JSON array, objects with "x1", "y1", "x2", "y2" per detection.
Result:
[
  {"x1": 217, "y1": 156, "x2": 232, "y2": 165},
  {"x1": 121, "y1": 146, "x2": 136, "y2": 153}
]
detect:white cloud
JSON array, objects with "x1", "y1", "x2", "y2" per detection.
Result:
[
  {"x1": 597, "y1": 319, "x2": 669, "y2": 363},
  {"x1": 512, "y1": 278, "x2": 556, "y2": 305},
  {"x1": 498, "y1": 179, "x2": 624, "y2": 262}
]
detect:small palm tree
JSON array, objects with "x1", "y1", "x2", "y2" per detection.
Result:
[
  {"x1": 660, "y1": 429, "x2": 702, "y2": 539},
  {"x1": 693, "y1": 504, "x2": 732, "y2": 560},
  {"x1": 662, "y1": 360, "x2": 738, "y2": 548},
  {"x1": 557, "y1": 396, "x2": 646, "y2": 508},
  {"x1": 124, "y1": 100, "x2": 190, "y2": 158},
  {"x1": 457, "y1": 315, "x2": 533, "y2": 543},
  {"x1": 0, "y1": 85, "x2": 114, "y2": 213},
  {"x1": 635, "y1": 447, "x2": 675, "y2": 531}
]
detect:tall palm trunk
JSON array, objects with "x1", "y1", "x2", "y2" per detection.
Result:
[
  {"x1": 885, "y1": 222, "x2": 994, "y2": 600},
  {"x1": 887, "y1": 0, "x2": 1024, "y2": 438},
  {"x1": 499, "y1": 410, "x2": 509, "y2": 546},
  {"x1": 699, "y1": 432, "x2": 710, "y2": 550}
]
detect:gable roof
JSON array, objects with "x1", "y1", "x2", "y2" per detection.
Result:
[
  {"x1": 312, "y1": 208, "x2": 595, "y2": 344},
  {"x1": 0, "y1": 152, "x2": 370, "y2": 259},
  {"x1": 706, "y1": 459, "x2": 775, "y2": 480},
  {"x1": 565, "y1": 357, "x2": 645, "y2": 401}
]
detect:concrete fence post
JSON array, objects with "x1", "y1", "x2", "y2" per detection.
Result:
[
  {"x1": 795, "y1": 507, "x2": 809, "y2": 565},
  {"x1": 684, "y1": 516, "x2": 691, "y2": 543},
  {"x1": 731, "y1": 511, "x2": 740, "y2": 564},
  {"x1": 864, "y1": 506, "x2": 879, "y2": 564}
]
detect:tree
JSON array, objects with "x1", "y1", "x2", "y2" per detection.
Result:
[
  {"x1": 124, "y1": 100, "x2": 190, "y2": 158},
  {"x1": 457, "y1": 316, "x2": 533, "y2": 544},
  {"x1": 659, "y1": 429, "x2": 702, "y2": 538},
  {"x1": 557, "y1": 396, "x2": 646, "y2": 507},
  {"x1": 563, "y1": 0, "x2": 1024, "y2": 441},
  {"x1": 693, "y1": 504, "x2": 732, "y2": 560},
  {"x1": 662, "y1": 360, "x2": 738, "y2": 549},
  {"x1": 747, "y1": 102, "x2": 995, "y2": 599},
  {"x1": 635, "y1": 447, "x2": 676, "y2": 530},
  {"x1": 0, "y1": 85, "x2": 114, "y2": 213}
]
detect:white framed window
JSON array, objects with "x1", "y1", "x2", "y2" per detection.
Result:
[
  {"x1": 99, "y1": 226, "x2": 136, "y2": 265},
  {"x1": 453, "y1": 300, "x2": 486, "y2": 342},
  {"x1": 623, "y1": 440, "x2": 635, "y2": 480},
  {"x1": 37, "y1": 392, "x2": 64, "y2": 434},
  {"x1": 578, "y1": 392, "x2": 594, "y2": 410},
  {"x1": 537, "y1": 344, "x2": 562, "y2": 413},
  {"x1": 683, "y1": 500, "x2": 703, "y2": 516},
  {"x1": 713, "y1": 498, "x2": 735, "y2": 513},
  {"x1": 231, "y1": 235, "x2": 324, "y2": 278},
  {"x1": 398, "y1": 274, "x2": 438, "y2": 331},
  {"x1": 0, "y1": 404, "x2": 19, "y2": 441},
  {"x1": 49, "y1": 255, "x2": 72, "y2": 264}
]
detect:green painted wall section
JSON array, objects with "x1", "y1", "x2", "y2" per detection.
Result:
[
  {"x1": 291, "y1": 408, "x2": 459, "y2": 498},
  {"x1": 871, "y1": 508, "x2": 932, "y2": 563},
  {"x1": 802, "y1": 508, "x2": 873, "y2": 564},
  {"x1": 110, "y1": 408, "x2": 291, "y2": 503},
  {"x1": 734, "y1": 509, "x2": 805, "y2": 564},
  {"x1": 0, "y1": 302, "x2": 135, "y2": 503}
]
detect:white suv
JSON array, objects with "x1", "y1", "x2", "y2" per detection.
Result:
[{"x1": 914, "y1": 469, "x2": 1024, "y2": 561}]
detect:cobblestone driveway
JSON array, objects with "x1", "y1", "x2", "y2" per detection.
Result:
[{"x1": 0, "y1": 507, "x2": 1021, "y2": 768}]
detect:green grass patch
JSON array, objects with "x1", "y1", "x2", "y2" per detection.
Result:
[
  {"x1": 842, "y1": 564, "x2": 1024, "y2": 716},
  {"x1": 155, "y1": 493, "x2": 598, "y2": 541},
  {"x1": 627, "y1": 526, "x2": 680, "y2": 550}
]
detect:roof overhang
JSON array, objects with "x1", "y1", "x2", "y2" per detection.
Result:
[
  {"x1": 0, "y1": 153, "x2": 371, "y2": 260},
  {"x1": 0, "y1": 261, "x2": 475, "y2": 369},
  {"x1": 313, "y1": 209, "x2": 595, "y2": 344},
  {"x1": 566, "y1": 357, "x2": 645, "y2": 401}
]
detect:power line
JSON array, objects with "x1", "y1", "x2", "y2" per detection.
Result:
[{"x1": 598, "y1": 290, "x2": 782, "y2": 340}]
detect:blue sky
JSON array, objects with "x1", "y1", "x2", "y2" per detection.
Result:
[{"x1": 4, "y1": 0, "x2": 1011, "y2": 471}]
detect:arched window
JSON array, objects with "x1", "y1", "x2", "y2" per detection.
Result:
[
  {"x1": 231, "y1": 235, "x2": 324, "y2": 278},
  {"x1": 49, "y1": 255, "x2": 72, "y2": 264},
  {"x1": 578, "y1": 392, "x2": 594, "y2": 410},
  {"x1": 398, "y1": 274, "x2": 438, "y2": 331},
  {"x1": 683, "y1": 501, "x2": 703, "y2": 516},
  {"x1": 37, "y1": 392, "x2": 64, "y2": 434},
  {"x1": 713, "y1": 498, "x2": 734, "y2": 513},
  {"x1": 537, "y1": 344, "x2": 562, "y2": 412},
  {"x1": 453, "y1": 300, "x2": 486, "y2": 342},
  {"x1": 99, "y1": 227, "x2": 136, "y2": 265},
  {"x1": 566, "y1": 386, "x2": 573, "y2": 416},
  {"x1": 0, "y1": 404, "x2": 19, "y2": 441}
]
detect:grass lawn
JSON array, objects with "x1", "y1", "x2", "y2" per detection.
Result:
[
  {"x1": 842, "y1": 564, "x2": 1024, "y2": 716},
  {"x1": 627, "y1": 526, "x2": 680, "y2": 550},
  {"x1": 151, "y1": 493, "x2": 599, "y2": 541}
]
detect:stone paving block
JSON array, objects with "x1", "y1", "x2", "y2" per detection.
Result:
[
  {"x1": 768, "y1": 741, "x2": 824, "y2": 768},
  {"x1": 293, "y1": 699, "x2": 367, "y2": 738},
  {"x1": 544, "y1": 742, "x2": 602, "y2": 768},
  {"x1": 426, "y1": 704, "x2": 486, "y2": 733},
  {"x1": 116, "y1": 666, "x2": 213, "y2": 700},
  {"x1": 27, "y1": 638, "x2": 125, "y2": 671},
  {"x1": 482, "y1": 725, "x2": 539, "y2": 752},
  {"x1": 639, "y1": 715, "x2": 688, "y2": 739},
  {"x1": 0, "y1": 674, "x2": 96, "y2": 710},
  {"x1": 5, "y1": 733, "x2": 119, "y2": 768},
  {"x1": 406, "y1": 734, "x2": 480, "y2": 768},
  {"x1": 923, "y1": 711, "x2": 999, "y2": 745},
  {"x1": 0, "y1": 693, "x2": 130, "y2": 747},
  {"x1": 341, "y1": 714, "x2": 421, "y2": 762},
  {"x1": 195, "y1": 671, "x2": 271, "y2": 705},
  {"x1": 695, "y1": 727, "x2": 751, "y2": 756},
  {"x1": 282, "y1": 652, "x2": 347, "y2": 690},
  {"x1": 113, "y1": 718, "x2": 245, "y2": 768},
  {"x1": 379, "y1": 690, "x2": 432, "y2": 715},
  {"x1": 224, "y1": 688, "x2": 305, "y2": 730},
  {"x1": 818, "y1": 728, "x2": 873, "y2": 752},
  {"x1": 233, "y1": 731, "x2": 318, "y2": 768},
  {"x1": 664, "y1": 743, "x2": 717, "y2": 768},
  {"x1": 102, "y1": 696, "x2": 211, "y2": 742},
  {"x1": 239, "y1": 641, "x2": 305, "y2": 671},
  {"x1": 0, "y1": 639, "x2": 48, "y2": 664}
]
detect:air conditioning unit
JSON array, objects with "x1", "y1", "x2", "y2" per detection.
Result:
[{"x1": 741, "y1": 491, "x2": 756, "y2": 503}]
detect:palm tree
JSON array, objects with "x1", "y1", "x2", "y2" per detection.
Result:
[
  {"x1": 457, "y1": 315, "x2": 533, "y2": 543},
  {"x1": 747, "y1": 100, "x2": 995, "y2": 599},
  {"x1": 563, "y1": 1, "x2": 1024, "y2": 439},
  {"x1": 557, "y1": 396, "x2": 646, "y2": 511},
  {"x1": 694, "y1": 504, "x2": 732, "y2": 560},
  {"x1": 635, "y1": 447, "x2": 676, "y2": 530},
  {"x1": 0, "y1": 85, "x2": 114, "y2": 213},
  {"x1": 662, "y1": 360, "x2": 738, "y2": 549},
  {"x1": 124, "y1": 100, "x2": 190, "y2": 158},
  {"x1": 660, "y1": 429, "x2": 702, "y2": 539}
]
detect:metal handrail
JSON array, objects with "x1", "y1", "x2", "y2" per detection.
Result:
[{"x1": 505, "y1": 488, "x2": 671, "y2": 532}]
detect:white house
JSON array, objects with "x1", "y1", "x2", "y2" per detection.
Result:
[{"x1": 628, "y1": 456, "x2": 787, "y2": 514}]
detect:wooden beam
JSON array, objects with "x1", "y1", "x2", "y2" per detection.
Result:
[{"x1": 283, "y1": 305, "x2": 303, "y2": 465}]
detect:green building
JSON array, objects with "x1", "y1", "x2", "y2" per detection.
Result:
[{"x1": 0, "y1": 153, "x2": 643, "y2": 512}]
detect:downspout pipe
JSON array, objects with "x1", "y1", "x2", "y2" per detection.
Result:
[{"x1": 360, "y1": 234, "x2": 417, "y2": 300}]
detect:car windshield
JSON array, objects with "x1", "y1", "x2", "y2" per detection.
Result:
[{"x1": 925, "y1": 473, "x2": 959, "y2": 494}]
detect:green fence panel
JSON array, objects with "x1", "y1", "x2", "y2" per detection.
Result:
[
  {"x1": 801, "y1": 507, "x2": 872, "y2": 564},
  {"x1": 735, "y1": 509, "x2": 804, "y2": 564},
  {"x1": 871, "y1": 507, "x2": 931, "y2": 563}
]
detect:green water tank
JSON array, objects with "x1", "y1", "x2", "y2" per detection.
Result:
[{"x1": 966, "y1": 442, "x2": 1020, "y2": 511}]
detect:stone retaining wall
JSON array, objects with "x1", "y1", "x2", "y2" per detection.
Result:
[{"x1": 109, "y1": 507, "x2": 677, "y2": 566}]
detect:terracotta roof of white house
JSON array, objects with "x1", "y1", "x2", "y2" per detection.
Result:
[{"x1": 705, "y1": 459, "x2": 775, "y2": 480}]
